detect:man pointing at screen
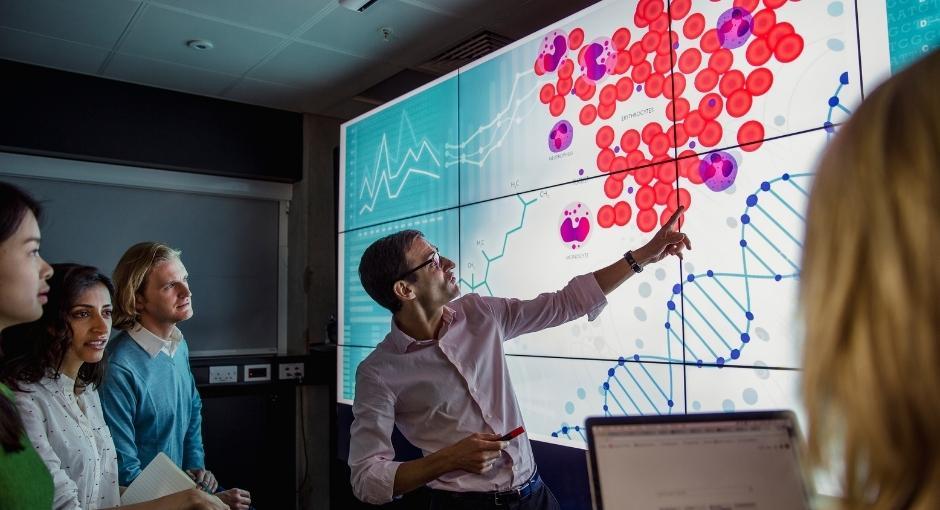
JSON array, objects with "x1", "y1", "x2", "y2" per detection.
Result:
[{"x1": 349, "y1": 206, "x2": 691, "y2": 508}]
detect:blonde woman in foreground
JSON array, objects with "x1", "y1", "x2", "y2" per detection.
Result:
[{"x1": 801, "y1": 49, "x2": 939, "y2": 509}]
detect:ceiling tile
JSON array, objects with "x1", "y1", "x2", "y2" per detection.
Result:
[
  {"x1": 151, "y1": 0, "x2": 335, "y2": 35},
  {"x1": 117, "y1": 4, "x2": 285, "y2": 76},
  {"x1": 0, "y1": 0, "x2": 140, "y2": 49},
  {"x1": 0, "y1": 27, "x2": 110, "y2": 75},
  {"x1": 225, "y1": 78, "x2": 307, "y2": 112},
  {"x1": 104, "y1": 52, "x2": 238, "y2": 97},
  {"x1": 248, "y1": 41, "x2": 378, "y2": 89},
  {"x1": 298, "y1": 0, "x2": 456, "y2": 62}
]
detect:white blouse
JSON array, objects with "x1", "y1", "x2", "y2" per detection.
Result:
[{"x1": 15, "y1": 374, "x2": 121, "y2": 510}]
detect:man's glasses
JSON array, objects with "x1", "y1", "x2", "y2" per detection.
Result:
[{"x1": 396, "y1": 249, "x2": 441, "y2": 281}]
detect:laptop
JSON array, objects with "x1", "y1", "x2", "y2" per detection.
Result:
[{"x1": 585, "y1": 410, "x2": 813, "y2": 510}]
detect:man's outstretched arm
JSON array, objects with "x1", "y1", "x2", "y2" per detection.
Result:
[{"x1": 593, "y1": 206, "x2": 691, "y2": 295}]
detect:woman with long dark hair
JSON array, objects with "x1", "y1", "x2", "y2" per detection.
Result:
[{"x1": 0, "y1": 181, "x2": 55, "y2": 508}]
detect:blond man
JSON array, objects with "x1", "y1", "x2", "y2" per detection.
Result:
[{"x1": 100, "y1": 242, "x2": 251, "y2": 510}]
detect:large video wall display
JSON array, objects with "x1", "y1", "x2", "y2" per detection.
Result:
[{"x1": 338, "y1": 0, "x2": 934, "y2": 446}]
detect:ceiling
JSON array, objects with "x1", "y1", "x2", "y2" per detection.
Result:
[{"x1": 0, "y1": 0, "x2": 598, "y2": 119}]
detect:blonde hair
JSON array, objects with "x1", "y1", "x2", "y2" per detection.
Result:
[
  {"x1": 801, "y1": 50, "x2": 940, "y2": 509},
  {"x1": 111, "y1": 241, "x2": 182, "y2": 330}
]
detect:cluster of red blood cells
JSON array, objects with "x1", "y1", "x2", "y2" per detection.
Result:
[{"x1": 536, "y1": 0, "x2": 804, "y2": 233}]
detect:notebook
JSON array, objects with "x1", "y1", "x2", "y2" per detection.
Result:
[
  {"x1": 585, "y1": 410, "x2": 813, "y2": 510},
  {"x1": 120, "y1": 452, "x2": 197, "y2": 505}
]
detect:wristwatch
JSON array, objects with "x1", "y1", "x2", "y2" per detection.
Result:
[{"x1": 624, "y1": 250, "x2": 643, "y2": 273}]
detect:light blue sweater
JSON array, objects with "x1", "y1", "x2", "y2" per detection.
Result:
[{"x1": 99, "y1": 330, "x2": 205, "y2": 485}]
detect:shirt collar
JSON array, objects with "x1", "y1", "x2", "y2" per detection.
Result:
[
  {"x1": 388, "y1": 305, "x2": 456, "y2": 354},
  {"x1": 128, "y1": 322, "x2": 182, "y2": 358},
  {"x1": 41, "y1": 372, "x2": 77, "y2": 397}
]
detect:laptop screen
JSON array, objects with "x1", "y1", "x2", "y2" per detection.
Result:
[{"x1": 587, "y1": 412, "x2": 811, "y2": 510}]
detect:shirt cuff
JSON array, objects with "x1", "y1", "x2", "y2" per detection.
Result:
[{"x1": 354, "y1": 460, "x2": 403, "y2": 505}]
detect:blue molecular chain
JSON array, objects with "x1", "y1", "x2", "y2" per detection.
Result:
[
  {"x1": 824, "y1": 72, "x2": 851, "y2": 141},
  {"x1": 459, "y1": 194, "x2": 537, "y2": 296},
  {"x1": 552, "y1": 172, "x2": 812, "y2": 438}
]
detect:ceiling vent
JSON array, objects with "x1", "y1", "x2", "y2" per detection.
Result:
[
  {"x1": 415, "y1": 30, "x2": 513, "y2": 75},
  {"x1": 338, "y1": 0, "x2": 382, "y2": 12}
]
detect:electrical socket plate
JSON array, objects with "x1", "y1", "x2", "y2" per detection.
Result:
[
  {"x1": 209, "y1": 365, "x2": 237, "y2": 384},
  {"x1": 279, "y1": 362, "x2": 304, "y2": 380}
]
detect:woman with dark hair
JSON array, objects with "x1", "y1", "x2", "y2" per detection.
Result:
[{"x1": 0, "y1": 181, "x2": 56, "y2": 508}]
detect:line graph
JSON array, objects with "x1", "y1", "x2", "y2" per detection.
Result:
[{"x1": 459, "y1": 194, "x2": 538, "y2": 296}]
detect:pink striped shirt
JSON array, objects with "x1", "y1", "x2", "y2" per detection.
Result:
[{"x1": 348, "y1": 274, "x2": 607, "y2": 504}]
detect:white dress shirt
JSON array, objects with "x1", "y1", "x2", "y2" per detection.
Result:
[
  {"x1": 128, "y1": 322, "x2": 182, "y2": 358},
  {"x1": 15, "y1": 374, "x2": 121, "y2": 510},
  {"x1": 349, "y1": 274, "x2": 607, "y2": 504}
]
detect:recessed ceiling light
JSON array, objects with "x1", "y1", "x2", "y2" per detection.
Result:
[{"x1": 187, "y1": 39, "x2": 214, "y2": 51}]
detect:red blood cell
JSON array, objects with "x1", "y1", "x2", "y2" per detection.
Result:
[
  {"x1": 726, "y1": 89, "x2": 753, "y2": 117},
  {"x1": 634, "y1": 10, "x2": 649, "y2": 29},
  {"x1": 656, "y1": 33, "x2": 672, "y2": 55},
  {"x1": 775, "y1": 33, "x2": 804, "y2": 63},
  {"x1": 614, "y1": 201, "x2": 633, "y2": 226},
  {"x1": 643, "y1": 0, "x2": 664, "y2": 20},
  {"x1": 752, "y1": 10, "x2": 776, "y2": 36},
  {"x1": 645, "y1": 73, "x2": 665, "y2": 97},
  {"x1": 650, "y1": 13, "x2": 669, "y2": 34},
  {"x1": 683, "y1": 13, "x2": 705, "y2": 39},
  {"x1": 634, "y1": 166, "x2": 655, "y2": 186},
  {"x1": 626, "y1": 150, "x2": 645, "y2": 168},
  {"x1": 667, "y1": 187, "x2": 692, "y2": 210},
  {"x1": 604, "y1": 175, "x2": 624, "y2": 199},
  {"x1": 539, "y1": 83, "x2": 555, "y2": 104},
  {"x1": 734, "y1": 0, "x2": 759, "y2": 11},
  {"x1": 653, "y1": 53, "x2": 671, "y2": 74},
  {"x1": 630, "y1": 42, "x2": 647, "y2": 65},
  {"x1": 684, "y1": 110, "x2": 705, "y2": 136},
  {"x1": 642, "y1": 122, "x2": 663, "y2": 144},
  {"x1": 719, "y1": 69, "x2": 745, "y2": 97},
  {"x1": 612, "y1": 169, "x2": 629, "y2": 181},
  {"x1": 569, "y1": 28, "x2": 585, "y2": 50},
  {"x1": 699, "y1": 93, "x2": 723, "y2": 119},
  {"x1": 657, "y1": 160, "x2": 678, "y2": 183},
  {"x1": 746, "y1": 38, "x2": 772, "y2": 66},
  {"x1": 632, "y1": 61, "x2": 652, "y2": 84},
  {"x1": 738, "y1": 120, "x2": 765, "y2": 151},
  {"x1": 682, "y1": 157, "x2": 704, "y2": 184},
  {"x1": 699, "y1": 120, "x2": 723, "y2": 147},
  {"x1": 694, "y1": 68, "x2": 719, "y2": 92},
  {"x1": 611, "y1": 28, "x2": 630, "y2": 50},
  {"x1": 667, "y1": 97, "x2": 691, "y2": 121},
  {"x1": 678, "y1": 48, "x2": 702, "y2": 74},
  {"x1": 660, "y1": 207, "x2": 685, "y2": 229},
  {"x1": 635, "y1": 185, "x2": 656, "y2": 209},
  {"x1": 664, "y1": 73, "x2": 686, "y2": 99},
  {"x1": 616, "y1": 77, "x2": 635, "y2": 101},
  {"x1": 654, "y1": 181, "x2": 673, "y2": 205},
  {"x1": 763, "y1": 0, "x2": 787, "y2": 8},
  {"x1": 597, "y1": 148, "x2": 615, "y2": 171},
  {"x1": 767, "y1": 22, "x2": 795, "y2": 50},
  {"x1": 577, "y1": 80, "x2": 597, "y2": 101},
  {"x1": 637, "y1": 209, "x2": 659, "y2": 233},
  {"x1": 610, "y1": 156, "x2": 629, "y2": 173},
  {"x1": 557, "y1": 77, "x2": 573, "y2": 96},
  {"x1": 614, "y1": 51, "x2": 632, "y2": 74},
  {"x1": 600, "y1": 84, "x2": 618, "y2": 105},
  {"x1": 668, "y1": 123, "x2": 689, "y2": 148},
  {"x1": 549, "y1": 95, "x2": 566, "y2": 116},
  {"x1": 579, "y1": 104, "x2": 597, "y2": 125},
  {"x1": 642, "y1": 31, "x2": 661, "y2": 53},
  {"x1": 620, "y1": 129, "x2": 641, "y2": 152},
  {"x1": 558, "y1": 59, "x2": 574, "y2": 79},
  {"x1": 670, "y1": 0, "x2": 691, "y2": 19},
  {"x1": 598, "y1": 102, "x2": 616, "y2": 120},
  {"x1": 596, "y1": 125, "x2": 615, "y2": 148},
  {"x1": 708, "y1": 49, "x2": 734, "y2": 74},
  {"x1": 534, "y1": 60, "x2": 545, "y2": 76},
  {"x1": 597, "y1": 205, "x2": 615, "y2": 228},
  {"x1": 650, "y1": 132, "x2": 671, "y2": 156},
  {"x1": 700, "y1": 29, "x2": 720, "y2": 53},
  {"x1": 746, "y1": 68, "x2": 774, "y2": 96}
]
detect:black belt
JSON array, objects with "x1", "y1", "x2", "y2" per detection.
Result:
[{"x1": 430, "y1": 471, "x2": 543, "y2": 506}]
